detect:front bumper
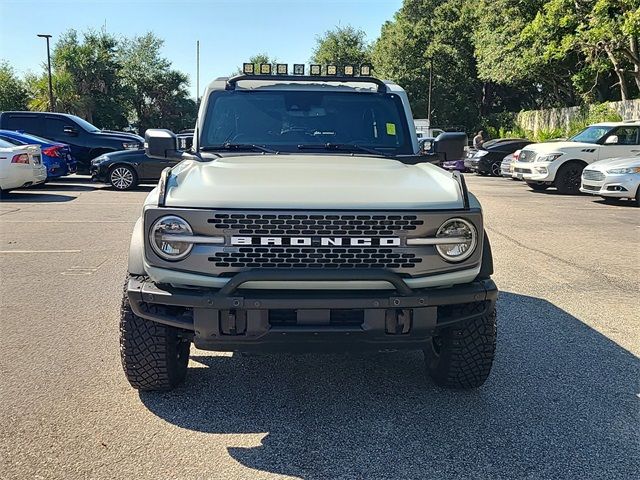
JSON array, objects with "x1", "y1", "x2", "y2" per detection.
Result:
[
  {"x1": 580, "y1": 173, "x2": 640, "y2": 198},
  {"x1": 126, "y1": 271, "x2": 498, "y2": 352},
  {"x1": 512, "y1": 161, "x2": 554, "y2": 181},
  {"x1": 90, "y1": 164, "x2": 108, "y2": 182}
]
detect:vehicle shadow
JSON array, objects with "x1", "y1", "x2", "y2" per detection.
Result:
[
  {"x1": 139, "y1": 292, "x2": 639, "y2": 479},
  {"x1": 0, "y1": 191, "x2": 76, "y2": 203}
]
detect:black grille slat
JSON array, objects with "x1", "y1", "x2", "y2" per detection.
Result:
[
  {"x1": 208, "y1": 247, "x2": 421, "y2": 269},
  {"x1": 208, "y1": 213, "x2": 423, "y2": 236}
]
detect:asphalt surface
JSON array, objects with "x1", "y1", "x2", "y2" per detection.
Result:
[{"x1": 1, "y1": 174, "x2": 638, "y2": 480}]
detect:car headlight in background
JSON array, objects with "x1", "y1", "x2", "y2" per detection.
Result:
[
  {"x1": 122, "y1": 142, "x2": 141, "y2": 150},
  {"x1": 536, "y1": 153, "x2": 563, "y2": 163},
  {"x1": 607, "y1": 167, "x2": 640, "y2": 174},
  {"x1": 435, "y1": 218, "x2": 477, "y2": 262},
  {"x1": 475, "y1": 150, "x2": 489, "y2": 157},
  {"x1": 150, "y1": 215, "x2": 194, "y2": 261},
  {"x1": 91, "y1": 155, "x2": 108, "y2": 165}
]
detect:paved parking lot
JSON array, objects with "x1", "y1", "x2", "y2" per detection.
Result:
[{"x1": 1, "y1": 175, "x2": 638, "y2": 479}]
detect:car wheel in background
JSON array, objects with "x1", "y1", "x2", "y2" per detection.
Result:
[
  {"x1": 109, "y1": 165, "x2": 138, "y2": 191},
  {"x1": 526, "y1": 181, "x2": 549, "y2": 191},
  {"x1": 635, "y1": 188, "x2": 640, "y2": 207},
  {"x1": 555, "y1": 161, "x2": 584, "y2": 195},
  {"x1": 490, "y1": 162, "x2": 501, "y2": 176}
]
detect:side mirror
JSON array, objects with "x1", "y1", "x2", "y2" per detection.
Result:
[
  {"x1": 145, "y1": 129, "x2": 182, "y2": 159},
  {"x1": 433, "y1": 132, "x2": 467, "y2": 162},
  {"x1": 604, "y1": 135, "x2": 619, "y2": 145},
  {"x1": 63, "y1": 126, "x2": 78, "y2": 136}
]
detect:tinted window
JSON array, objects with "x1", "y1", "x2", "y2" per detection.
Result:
[
  {"x1": 66, "y1": 115, "x2": 100, "y2": 132},
  {"x1": 0, "y1": 135, "x2": 24, "y2": 146},
  {"x1": 201, "y1": 90, "x2": 413, "y2": 154},
  {"x1": 612, "y1": 126, "x2": 639, "y2": 145},
  {"x1": 3, "y1": 115, "x2": 42, "y2": 134},
  {"x1": 45, "y1": 117, "x2": 74, "y2": 137},
  {"x1": 570, "y1": 126, "x2": 613, "y2": 143}
]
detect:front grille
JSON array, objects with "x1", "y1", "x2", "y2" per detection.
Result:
[
  {"x1": 519, "y1": 150, "x2": 534, "y2": 162},
  {"x1": 515, "y1": 167, "x2": 531, "y2": 174},
  {"x1": 582, "y1": 170, "x2": 605, "y2": 181},
  {"x1": 209, "y1": 246, "x2": 423, "y2": 270},
  {"x1": 209, "y1": 213, "x2": 424, "y2": 236},
  {"x1": 582, "y1": 184, "x2": 600, "y2": 191}
]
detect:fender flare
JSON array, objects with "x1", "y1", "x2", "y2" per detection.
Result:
[{"x1": 128, "y1": 217, "x2": 146, "y2": 275}]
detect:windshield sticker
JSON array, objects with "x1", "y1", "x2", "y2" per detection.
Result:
[{"x1": 386, "y1": 123, "x2": 396, "y2": 136}]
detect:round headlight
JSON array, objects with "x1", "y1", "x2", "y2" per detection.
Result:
[
  {"x1": 435, "y1": 218, "x2": 477, "y2": 262},
  {"x1": 150, "y1": 215, "x2": 193, "y2": 261}
]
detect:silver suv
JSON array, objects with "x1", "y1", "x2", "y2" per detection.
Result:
[{"x1": 120, "y1": 68, "x2": 498, "y2": 391}]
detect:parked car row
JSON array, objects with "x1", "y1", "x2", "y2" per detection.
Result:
[
  {"x1": 460, "y1": 120, "x2": 640, "y2": 206},
  {"x1": 0, "y1": 138, "x2": 47, "y2": 197}
]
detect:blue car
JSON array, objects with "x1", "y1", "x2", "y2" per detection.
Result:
[{"x1": 0, "y1": 130, "x2": 77, "y2": 178}]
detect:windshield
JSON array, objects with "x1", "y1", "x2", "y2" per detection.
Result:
[
  {"x1": 570, "y1": 126, "x2": 614, "y2": 144},
  {"x1": 0, "y1": 138, "x2": 15, "y2": 148},
  {"x1": 200, "y1": 90, "x2": 413, "y2": 154},
  {"x1": 69, "y1": 115, "x2": 100, "y2": 133}
]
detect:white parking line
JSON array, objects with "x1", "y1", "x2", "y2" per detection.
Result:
[{"x1": 0, "y1": 250, "x2": 81, "y2": 254}]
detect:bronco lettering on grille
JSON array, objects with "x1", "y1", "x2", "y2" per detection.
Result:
[{"x1": 230, "y1": 236, "x2": 402, "y2": 247}]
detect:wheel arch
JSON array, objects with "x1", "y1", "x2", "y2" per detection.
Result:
[{"x1": 128, "y1": 217, "x2": 146, "y2": 275}]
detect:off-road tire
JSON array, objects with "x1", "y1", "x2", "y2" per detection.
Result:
[
  {"x1": 526, "y1": 181, "x2": 549, "y2": 191},
  {"x1": 119, "y1": 279, "x2": 190, "y2": 391},
  {"x1": 555, "y1": 161, "x2": 584, "y2": 195},
  {"x1": 425, "y1": 304, "x2": 497, "y2": 389}
]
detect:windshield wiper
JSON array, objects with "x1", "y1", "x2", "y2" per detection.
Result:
[
  {"x1": 201, "y1": 143, "x2": 279, "y2": 154},
  {"x1": 297, "y1": 143, "x2": 395, "y2": 158}
]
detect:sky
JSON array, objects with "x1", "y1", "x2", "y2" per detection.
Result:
[{"x1": 0, "y1": 0, "x2": 402, "y2": 99}]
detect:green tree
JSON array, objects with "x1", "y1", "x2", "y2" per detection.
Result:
[
  {"x1": 25, "y1": 70, "x2": 84, "y2": 113},
  {"x1": 0, "y1": 62, "x2": 29, "y2": 111},
  {"x1": 50, "y1": 29, "x2": 128, "y2": 128},
  {"x1": 120, "y1": 33, "x2": 197, "y2": 133},
  {"x1": 373, "y1": 0, "x2": 484, "y2": 131},
  {"x1": 311, "y1": 25, "x2": 371, "y2": 69}
]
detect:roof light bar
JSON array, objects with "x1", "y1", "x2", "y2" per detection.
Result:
[
  {"x1": 242, "y1": 63, "x2": 254, "y2": 75},
  {"x1": 259, "y1": 63, "x2": 272, "y2": 74},
  {"x1": 360, "y1": 64, "x2": 372, "y2": 76}
]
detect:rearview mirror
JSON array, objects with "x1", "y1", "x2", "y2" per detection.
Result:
[
  {"x1": 433, "y1": 132, "x2": 467, "y2": 162},
  {"x1": 145, "y1": 129, "x2": 183, "y2": 159},
  {"x1": 604, "y1": 135, "x2": 619, "y2": 145}
]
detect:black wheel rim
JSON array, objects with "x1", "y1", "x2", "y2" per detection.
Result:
[
  {"x1": 491, "y1": 163, "x2": 500, "y2": 176},
  {"x1": 563, "y1": 167, "x2": 581, "y2": 190}
]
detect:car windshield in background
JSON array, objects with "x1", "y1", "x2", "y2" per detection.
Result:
[
  {"x1": 0, "y1": 138, "x2": 15, "y2": 148},
  {"x1": 200, "y1": 90, "x2": 412, "y2": 155},
  {"x1": 570, "y1": 126, "x2": 614, "y2": 144},
  {"x1": 70, "y1": 115, "x2": 100, "y2": 133}
]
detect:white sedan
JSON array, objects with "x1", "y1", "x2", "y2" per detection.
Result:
[
  {"x1": 0, "y1": 139, "x2": 47, "y2": 197},
  {"x1": 580, "y1": 157, "x2": 640, "y2": 206}
]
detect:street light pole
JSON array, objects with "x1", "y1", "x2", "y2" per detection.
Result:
[
  {"x1": 427, "y1": 57, "x2": 433, "y2": 129},
  {"x1": 37, "y1": 34, "x2": 55, "y2": 111},
  {"x1": 196, "y1": 40, "x2": 200, "y2": 103}
]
